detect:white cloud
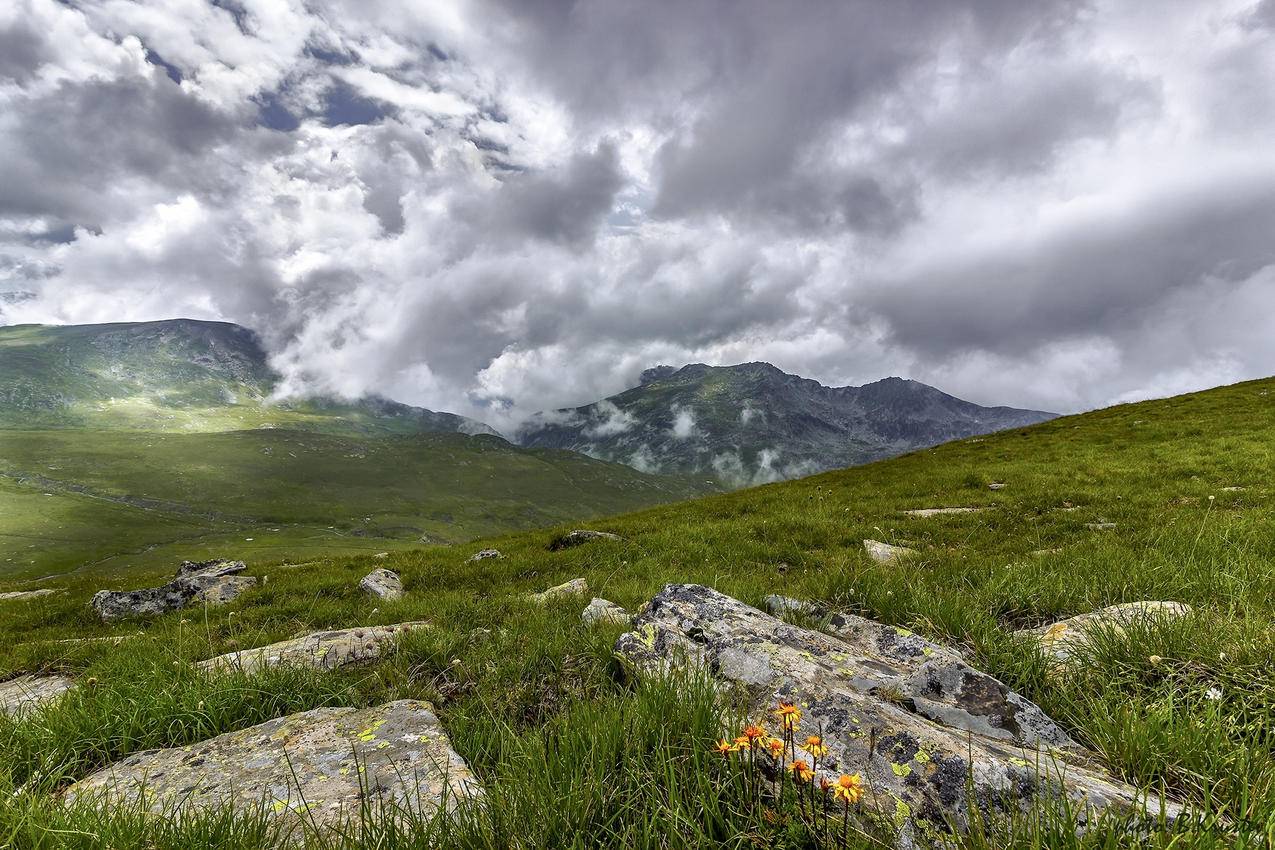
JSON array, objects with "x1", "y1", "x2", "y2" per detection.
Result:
[{"x1": 669, "y1": 405, "x2": 697, "y2": 439}]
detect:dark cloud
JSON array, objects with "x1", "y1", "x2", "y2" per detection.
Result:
[{"x1": 0, "y1": 19, "x2": 51, "y2": 82}]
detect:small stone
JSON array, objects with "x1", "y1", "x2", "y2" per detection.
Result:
[
  {"x1": 0, "y1": 674, "x2": 75, "y2": 717},
  {"x1": 762, "y1": 595, "x2": 824, "y2": 618},
  {"x1": 1221, "y1": 486, "x2": 1245, "y2": 492},
  {"x1": 467, "y1": 549, "x2": 503, "y2": 562},
  {"x1": 863, "y1": 539, "x2": 917, "y2": 564},
  {"x1": 372, "y1": 552, "x2": 390, "y2": 559},
  {"x1": 0, "y1": 588, "x2": 58, "y2": 602},
  {"x1": 902, "y1": 507, "x2": 986, "y2": 518},
  {"x1": 548, "y1": 530, "x2": 622, "y2": 551},
  {"x1": 530, "y1": 578, "x2": 588, "y2": 603},
  {"x1": 582, "y1": 598, "x2": 631, "y2": 626},
  {"x1": 359, "y1": 568, "x2": 403, "y2": 601},
  {"x1": 1085, "y1": 521, "x2": 1117, "y2": 530},
  {"x1": 988, "y1": 482, "x2": 1007, "y2": 491},
  {"x1": 63, "y1": 700, "x2": 481, "y2": 833},
  {"x1": 198, "y1": 622, "x2": 430, "y2": 674}
]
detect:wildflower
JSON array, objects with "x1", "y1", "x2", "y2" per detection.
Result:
[
  {"x1": 85, "y1": 677, "x2": 98, "y2": 688},
  {"x1": 766, "y1": 737, "x2": 785, "y2": 758},
  {"x1": 733, "y1": 735, "x2": 751, "y2": 750},
  {"x1": 774, "y1": 701, "x2": 803, "y2": 729},
  {"x1": 1205, "y1": 686, "x2": 1222, "y2": 701},
  {"x1": 714, "y1": 738, "x2": 735, "y2": 756},
  {"x1": 800, "y1": 735, "x2": 829, "y2": 759},
  {"x1": 743, "y1": 724, "x2": 767, "y2": 746},
  {"x1": 1148, "y1": 654, "x2": 1162, "y2": 666},
  {"x1": 788, "y1": 758, "x2": 814, "y2": 783},
  {"x1": 832, "y1": 773, "x2": 864, "y2": 805}
]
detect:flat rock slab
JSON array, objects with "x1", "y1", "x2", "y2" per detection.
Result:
[
  {"x1": 64, "y1": 700, "x2": 481, "y2": 833},
  {"x1": 92, "y1": 559, "x2": 256, "y2": 622},
  {"x1": 548, "y1": 530, "x2": 622, "y2": 551},
  {"x1": 198, "y1": 623, "x2": 430, "y2": 675},
  {"x1": 0, "y1": 589, "x2": 59, "y2": 602},
  {"x1": 988, "y1": 482, "x2": 1007, "y2": 490},
  {"x1": 1085, "y1": 522, "x2": 1118, "y2": 530},
  {"x1": 466, "y1": 549, "x2": 503, "y2": 562},
  {"x1": 359, "y1": 569, "x2": 403, "y2": 601},
  {"x1": 530, "y1": 578, "x2": 588, "y2": 603},
  {"x1": 863, "y1": 539, "x2": 917, "y2": 564},
  {"x1": 1018, "y1": 602, "x2": 1192, "y2": 664},
  {"x1": 582, "y1": 598, "x2": 631, "y2": 626},
  {"x1": 1, "y1": 674, "x2": 75, "y2": 717},
  {"x1": 616, "y1": 585, "x2": 1182, "y2": 842},
  {"x1": 902, "y1": 507, "x2": 987, "y2": 518}
]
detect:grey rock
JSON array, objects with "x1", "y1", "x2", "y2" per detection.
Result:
[
  {"x1": 0, "y1": 588, "x2": 58, "y2": 602},
  {"x1": 467, "y1": 549, "x2": 503, "y2": 562},
  {"x1": 359, "y1": 568, "x2": 403, "y2": 601},
  {"x1": 530, "y1": 578, "x2": 589, "y2": 603},
  {"x1": 582, "y1": 598, "x2": 631, "y2": 627},
  {"x1": 0, "y1": 674, "x2": 75, "y2": 717},
  {"x1": 1017, "y1": 602, "x2": 1192, "y2": 665},
  {"x1": 863, "y1": 539, "x2": 917, "y2": 564},
  {"x1": 1086, "y1": 521, "x2": 1117, "y2": 530},
  {"x1": 902, "y1": 507, "x2": 986, "y2": 517},
  {"x1": 762, "y1": 594, "x2": 824, "y2": 618},
  {"x1": 616, "y1": 585, "x2": 1183, "y2": 842},
  {"x1": 988, "y1": 482, "x2": 1007, "y2": 490},
  {"x1": 198, "y1": 622, "x2": 430, "y2": 674},
  {"x1": 91, "y1": 560, "x2": 257, "y2": 622},
  {"x1": 549, "y1": 530, "x2": 622, "y2": 551},
  {"x1": 63, "y1": 700, "x2": 481, "y2": 833}
]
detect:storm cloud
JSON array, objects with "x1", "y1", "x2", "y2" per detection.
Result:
[{"x1": 2, "y1": 0, "x2": 1273, "y2": 429}]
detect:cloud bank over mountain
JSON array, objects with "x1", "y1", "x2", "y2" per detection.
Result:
[{"x1": 2, "y1": 0, "x2": 1273, "y2": 430}]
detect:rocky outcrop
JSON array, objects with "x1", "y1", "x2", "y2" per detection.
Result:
[
  {"x1": 198, "y1": 623, "x2": 429, "y2": 675},
  {"x1": 91, "y1": 560, "x2": 256, "y2": 622},
  {"x1": 530, "y1": 578, "x2": 588, "y2": 603},
  {"x1": 359, "y1": 569, "x2": 403, "y2": 601},
  {"x1": 0, "y1": 588, "x2": 58, "y2": 602},
  {"x1": 0, "y1": 674, "x2": 75, "y2": 717},
  {"x1": 1018, "y1": 602, "x2": 1192, "y2": 664},
  {"x1": 582, "y1": 598, "x2": 631, "y2": 626},
  {"x1": 548, "y1": 530, "x2": 622, "y2": 551},
  {"x1": 467, "y1": 549, "x2": 503, "y2": 562},
  {"x1": 863, "y1": 539, "x2": 917, "y2": 564},
  {"x1": 63, "y1": 700, "x2": 481, "y2": 833},
  {"x1": 616, "y1": 585, "x2": 1182, "y2": 843}
]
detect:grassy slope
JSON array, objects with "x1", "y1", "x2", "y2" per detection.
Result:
[{"x1": 1, "y1": 377, "x2": 1273, "y2": 847}]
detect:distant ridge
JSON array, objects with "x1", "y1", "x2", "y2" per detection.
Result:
[{"x1": 517, "y1": 362, "x2": 1056, "y2": 484}]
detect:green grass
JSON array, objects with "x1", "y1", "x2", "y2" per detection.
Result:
[{"x1": 1, "y1": 377, "x2": 1274, "y2": 847}]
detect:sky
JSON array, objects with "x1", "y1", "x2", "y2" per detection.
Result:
[{"x1": 1, "y1": 0, "x2": 1273, "y2": 431}]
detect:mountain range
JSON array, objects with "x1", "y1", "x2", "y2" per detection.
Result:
[{"x1": 517, "y1": 362, "x2": 1056, "y2": 484}]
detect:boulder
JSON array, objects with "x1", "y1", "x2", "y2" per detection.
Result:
[
  {"x1": 91, "y1": 560, "x2": 256, "y2": 622},
  {"x1": 548, "y1": 530, "x2": 622, "y2": 551},
  {"x1": 1017, "y1": 602, "x2": 1192, "y2": 664},
  {"x1": 467, "y1": 549, "x2": 503, "y2": 562},
  {"x1": 530, "y1": 578, "x2": 589, "y2": 603},
  {"x1": 0, "y1": 588, "x2": 58, "y2": 602},
  {"x1": 902, "y1": 507, "x2": 986, "y2": 518},
  {"x1": 63, "y1": 700, "x2": 481, "y2": 833},
  {"x1": 198, "y1": 622, "x2": 430, "y2": 675},
  {"x1": 582, "y1": 598, "x2": 631, "y2": 627},
  {"x1": 359, "y1": 568, "x2": 403, "y2": 601},
  {"x1": 0, "y1": 674, "x2": 75, "y2": 717},
  {"x1": 863, "y1": 539, "x2": 917, "y2": 564},
  {"x1": 616, "y1": 585, "x2": 1182, "y2": 843}
]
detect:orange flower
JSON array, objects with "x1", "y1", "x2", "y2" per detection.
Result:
[
  {"x1": 743, "y1": 724, "x2": 767, "y2": 746},
  {"x1": 774, "y1": 701, "x2": 803, "y2": 730},
  {"x1": 714, "y1": 738, "x2": 734, "y2": 756},
  {"x1": 800, "y1": 735, "x2": 829, "y2": 759},
  {"x1": 787, "y1": 758, "x2": 814, "y2": 783},
  {"x1": 832, "y1": 773, "x2": 864, "y2": 805},
  {"x1": 733, "y1": 735, "x2": 750, "y2": 750},
  {"x1": 766, "y1": 737, "x2": 785, "y2": 757}
]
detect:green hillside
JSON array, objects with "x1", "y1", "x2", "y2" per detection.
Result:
[{"x1": 1, "y1": 377, "x2": 1272, "y2": 847}]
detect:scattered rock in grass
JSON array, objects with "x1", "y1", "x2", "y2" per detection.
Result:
[
  {"x1": 863, "y1": 539, "x2": 916, "y2": 564},
  {"x1": 359, "y1": 568, "x2": 403, "y2": 601},
  {"x1": 902, "y1": 507, "x2": 986, "y2": 517},
  {"x1": 63, "y1": 700, "x2": 481, "y2": 832},
  {"x1": 616, "y1": 584, "x2": 1183, "y2": 842},
  {"x1": 1030, "y1": 548, "x2": 1064, "y2": 557},
  {"x1": 1018, "y1": 601, "x2": 1193, "y2": 664},
  {"x1": 90, "y1": 560, "x2": 257, "y2": 622},
  {"x1": 530, "y1": 578, "x2": 588, "y2": 603},
  {"x1": 0, "y1": 588, "x2": 58, "y2": 602},
  {"x1": 467, "y1": 548, "x2": 503, "y2": 562},
  {"x1": 548, "y1": 530, "x2": 622, "y2": 551},
  {"x1": 988, "y1": 482, "x2": 1007, "y2": 490},
  {"x1": 1221, "y1": 486, "x2": 1245, "y2": 492},
  {"x1": 762, "y1": 594, "x2": 824, "y2": 618},
  {"x1": 198, "y1": 622, "x2": 429, "y2": 674},
  {"x1": 1085, "y1": 521, "x2": 1117, "y2": 530},
  {"x1": 372, "y1": 551, "x2": 390, "y2": 559},
  {"x1": 0, "y1": 674, "x2": 75, "y2": 717},
  {"x1": 582, "y1": 598, "x2": 631, "y2": 626}
]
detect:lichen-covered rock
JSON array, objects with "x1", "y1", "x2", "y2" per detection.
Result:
[
  {"x1": 616, "y1": 584, "x2": 1182, "y2": 843},
  {"x1": 863, "y1": 539, "x2": 917, "y2": 564},
  {"x1": 467, "y1": 549, "x2": 503, "y2": 562},
  {"x1": 548, "y1": 530, "x2": 622, "y2": 551},
  {"x1": 359, "y1": 569, "x2": 403, "y2": 601},
  {"x1": 198, "y1": 623, "x2": 430, "y2": 674},
  {"x1": 1018, "y1": 602, "x2": 1192, "y2": 664},
  {"x1": 0, "y1": 588, "x2": 58, "y2": 602},
  {"x1": 91, "y1": 560, "x2": 257, "y2": 622},
  {"x1": 63, "y1": 700, "x2": 481, "y2": 833},
  {"x1": 530, "y1": 578, "x2": 588, "y2": 603},
  {"x1": 0, "y1": 674, "x2": 75, "y2": 717},
  {"x1": 582, "y1": 598, "x2": 631, "y2": 626}
]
